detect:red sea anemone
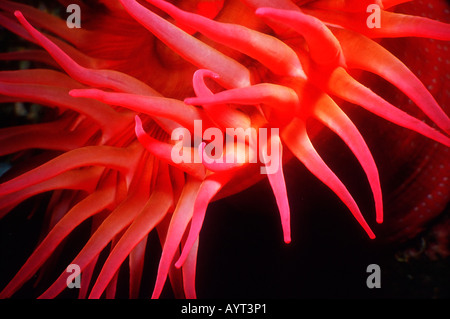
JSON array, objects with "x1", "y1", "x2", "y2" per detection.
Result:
[{"x1": 0, "y1": 0, "x2": 449, "y2": 298}]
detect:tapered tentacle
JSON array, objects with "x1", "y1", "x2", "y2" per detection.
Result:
[
  {"x1": 134, "y1": 116, "x2": 206, "y2": 179},
  {"x1": 181, "y1": 237, "x2": 199, "y2": 299},
  {"x1": 38, "y1": 156, "x2": 154, "y2": 299},
  {"x1": 192, "y1": 69, "x2": 252, "y2": 130},
  {"x1": 119, "y1": 0, "x2": 251, "y2": 89},
  {"x1": 304, "y1": 8, "x2": 450, "y2": 40},
  {"x1": 239, "y1": 0, "x2": 303, "y2": 35},
  {"x1": 372, "y1": 10, "x2": 450, "y2": 40},
  {"x1": 0, "y1": 117, "x2": 95, "y2": 155},
  {"x1": 313, "y1": 96, "x2": 383, "y2": 223},
  {"x1": 151, "y1": 177, "x2": 202, "y2": 299},
  {"x1": 38, "y1": 197, "x2": 145, "y2": 298},
  {"x1": 78, "y1": 254, "x2": 99, "y2": 299},
  {"x1": 0, "y1": 12, "x2": 34, "y2": 42},
  {"x1": 105, "y1": 268, "x2": 119, "y2": 298},
  {"x1": 1, "y1": 0, "x2": 448, "y2": 300},
  {"x1": 128, "y1": 235, "x2": 147, "y2": 299},
  {"x1": 13, "y1": 11, "x2": 159, "y2": 95},
  {"x1": 88, "y1": 164, "x2": 173, "y2": 299},
  {"x1": 325, "y1": 67, "x2": 450, "y2": 146},
  {"x1": 282, "y1": 118, "x2": 376, "y2": 239},
  {"x1": 0, "y1": 20, "x2": 178, "y2": 134},
  {"x1": 70, "y1": 89, "x2": 211, "y2": 132},
  {"x1": 0, "y1": 167, "x2": 103, "y2": 215},
  {"x1": 0, "y1": 0, "x2": 89, "y2": 46},
  {"x1": 175, "y1": 172, "x2": 232, "y2": 268},
  {"x1": 0, "y1": 11, "x2": 108, "y2": 70},
  {"x1": 0, "y1": 172, "x2": 117, "y2": 298},
  {"x1": 186, "y1": 83, "x2": 300, "y2": 109},
  {"x1": 260, "y1": 131, "x2": 291, "y2": 243},
  {"x1": 255, "y1": 7, "x2": 345, "y2": 67},
  {"x1": 185, "y1": 83, "x2": 300, "y2": 122},
  {"x1": 44, "y1": 190, "x2": 81, "y2": 232},
  {"x1": 146, "y1": 0, "x2": 305, "y2": 78},
  {"x1": 0, "y1": 143, "x2": 142, "y2": 196},
  {"x1": 335, "y1": 28, "x2": 450, "y2": 134},
  {"x1": 155, "y1": 213, "x2": 186, "y2": 298},
  {"x1": 192, "y1": 69, "x2": 220, "y2": 97},
  {"x1": 78, "y1": 211, "x2": 111, "y2": 299},
  {"x1": 0, "y1": 81, "x2": 133, "y2": 140}
]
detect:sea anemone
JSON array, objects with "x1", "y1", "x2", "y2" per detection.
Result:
[{"x1": 0, "y1": 0, "x2": 449, "y2": 299}]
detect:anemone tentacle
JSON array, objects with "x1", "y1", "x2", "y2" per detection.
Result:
[{"x1": 0, "y1": 0, "x2": 448, "y2": 299}]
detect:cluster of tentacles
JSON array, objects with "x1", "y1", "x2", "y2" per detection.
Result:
[{"x1": 0, "y1": 0, "x2": 449, "y2": 298}]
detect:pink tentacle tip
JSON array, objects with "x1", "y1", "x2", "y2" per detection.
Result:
[
  {"x1": 193, "y1": 69, "x2": 220, "y2": 80},
  {"x1": 134, "y1": 114, "x2": 142, "y2": 125},
  {"x1": 175, "y1": 234, "x2": 199, "y2": 268},
  {"x1": 183, "y1": 97, "x2": 196, "y2": 105},
  {"x1": 13, "y1": 10, "x2": 23, "y2": 19},
  {"x1": 174, "y1": 258, "x2": 183, "y2": 269},
  {"x1": 68, "y1": 89, "x2": 82, "y2": 97},
  {"x1": 284, "y1": 232, "x2": 292, "y2": 244},
  {"x1": 254, "y1": 7, "x2": 270, "y2": 17}
]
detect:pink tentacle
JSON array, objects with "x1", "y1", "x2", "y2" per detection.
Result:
[
  {"x1": 261, "y1": 132, "x2": 291, "y2": 243},
  {"x1": 88, "y1": 164, "x2": 173, "y2": 299},
  {"x1": 0, "y1": 167, "x2": 103, "y2": 216},
  {"x1": 313, "y1": 96, "x2": 383, "y2": 223},
  {"x1": 191, "y1": 69, "x2": 251, "y2": 130},
  {"x1": 0, "y1": 117, "x2": 95, "y2": 155},
  {"x1": 70, "y1": 89, "x2": 210, "y2": 132},
  {"x1": 282, "y1": 118, "x2": 376, "y2": 239},
  {"x1": 118, "y1": 0, "x2": 251, "y2": 89},
  {"x1": 134, "y1": 116, "x2": 206, "y2": 180},
  {"x1": 38, "y1": 157, "x2": 155, "y2": 299},
  {"x1": 185, "y1": 83, "x2": 300, "y2": 122},
  {"x1": 255, "y1": 7, "x2": 345, "y2": 67},
  {"x1": 151, "y1": 177, "x2": 202, "y2": 299},
  {"x1": 0, "y1": 172, "x2": 117, "y2": 298},
  {"x1": 303, "y1": 8, "x2": 450, "y2": 40},
  {"x1": 325, "y1": 67, "x2": 450, "y2": 146},
  {"x1": 0, "y1": 0, "x2": 89, "y2": 46},
  {"x1": 335, "y1": 28, "x2": 450, "y2": 134},
  {"x1": 0, "y1": 143, "x2": 142, "y2": 196},
  {"x1": 182, "y1": 237, "x2": 199, "y2": 299},
  {"x1": 0, "y1": 81, "x2": 133, "y2": 139},
  {"x1": 146, "y1": 0, "x2": 305, "y2": 78},
  {"x1": 128, "y1": 235, "x2": 147, "y2": 298},
  {"x1": 175, "y1": 172, "x2": 232, "y2": 268},
  {"x1": 14, "y1": 11, "x2": 158, "y2": 95}
]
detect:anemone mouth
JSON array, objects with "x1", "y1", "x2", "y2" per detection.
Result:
[{"x1": 0, "y1": 0, "x2": 449, "y2": 299}]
